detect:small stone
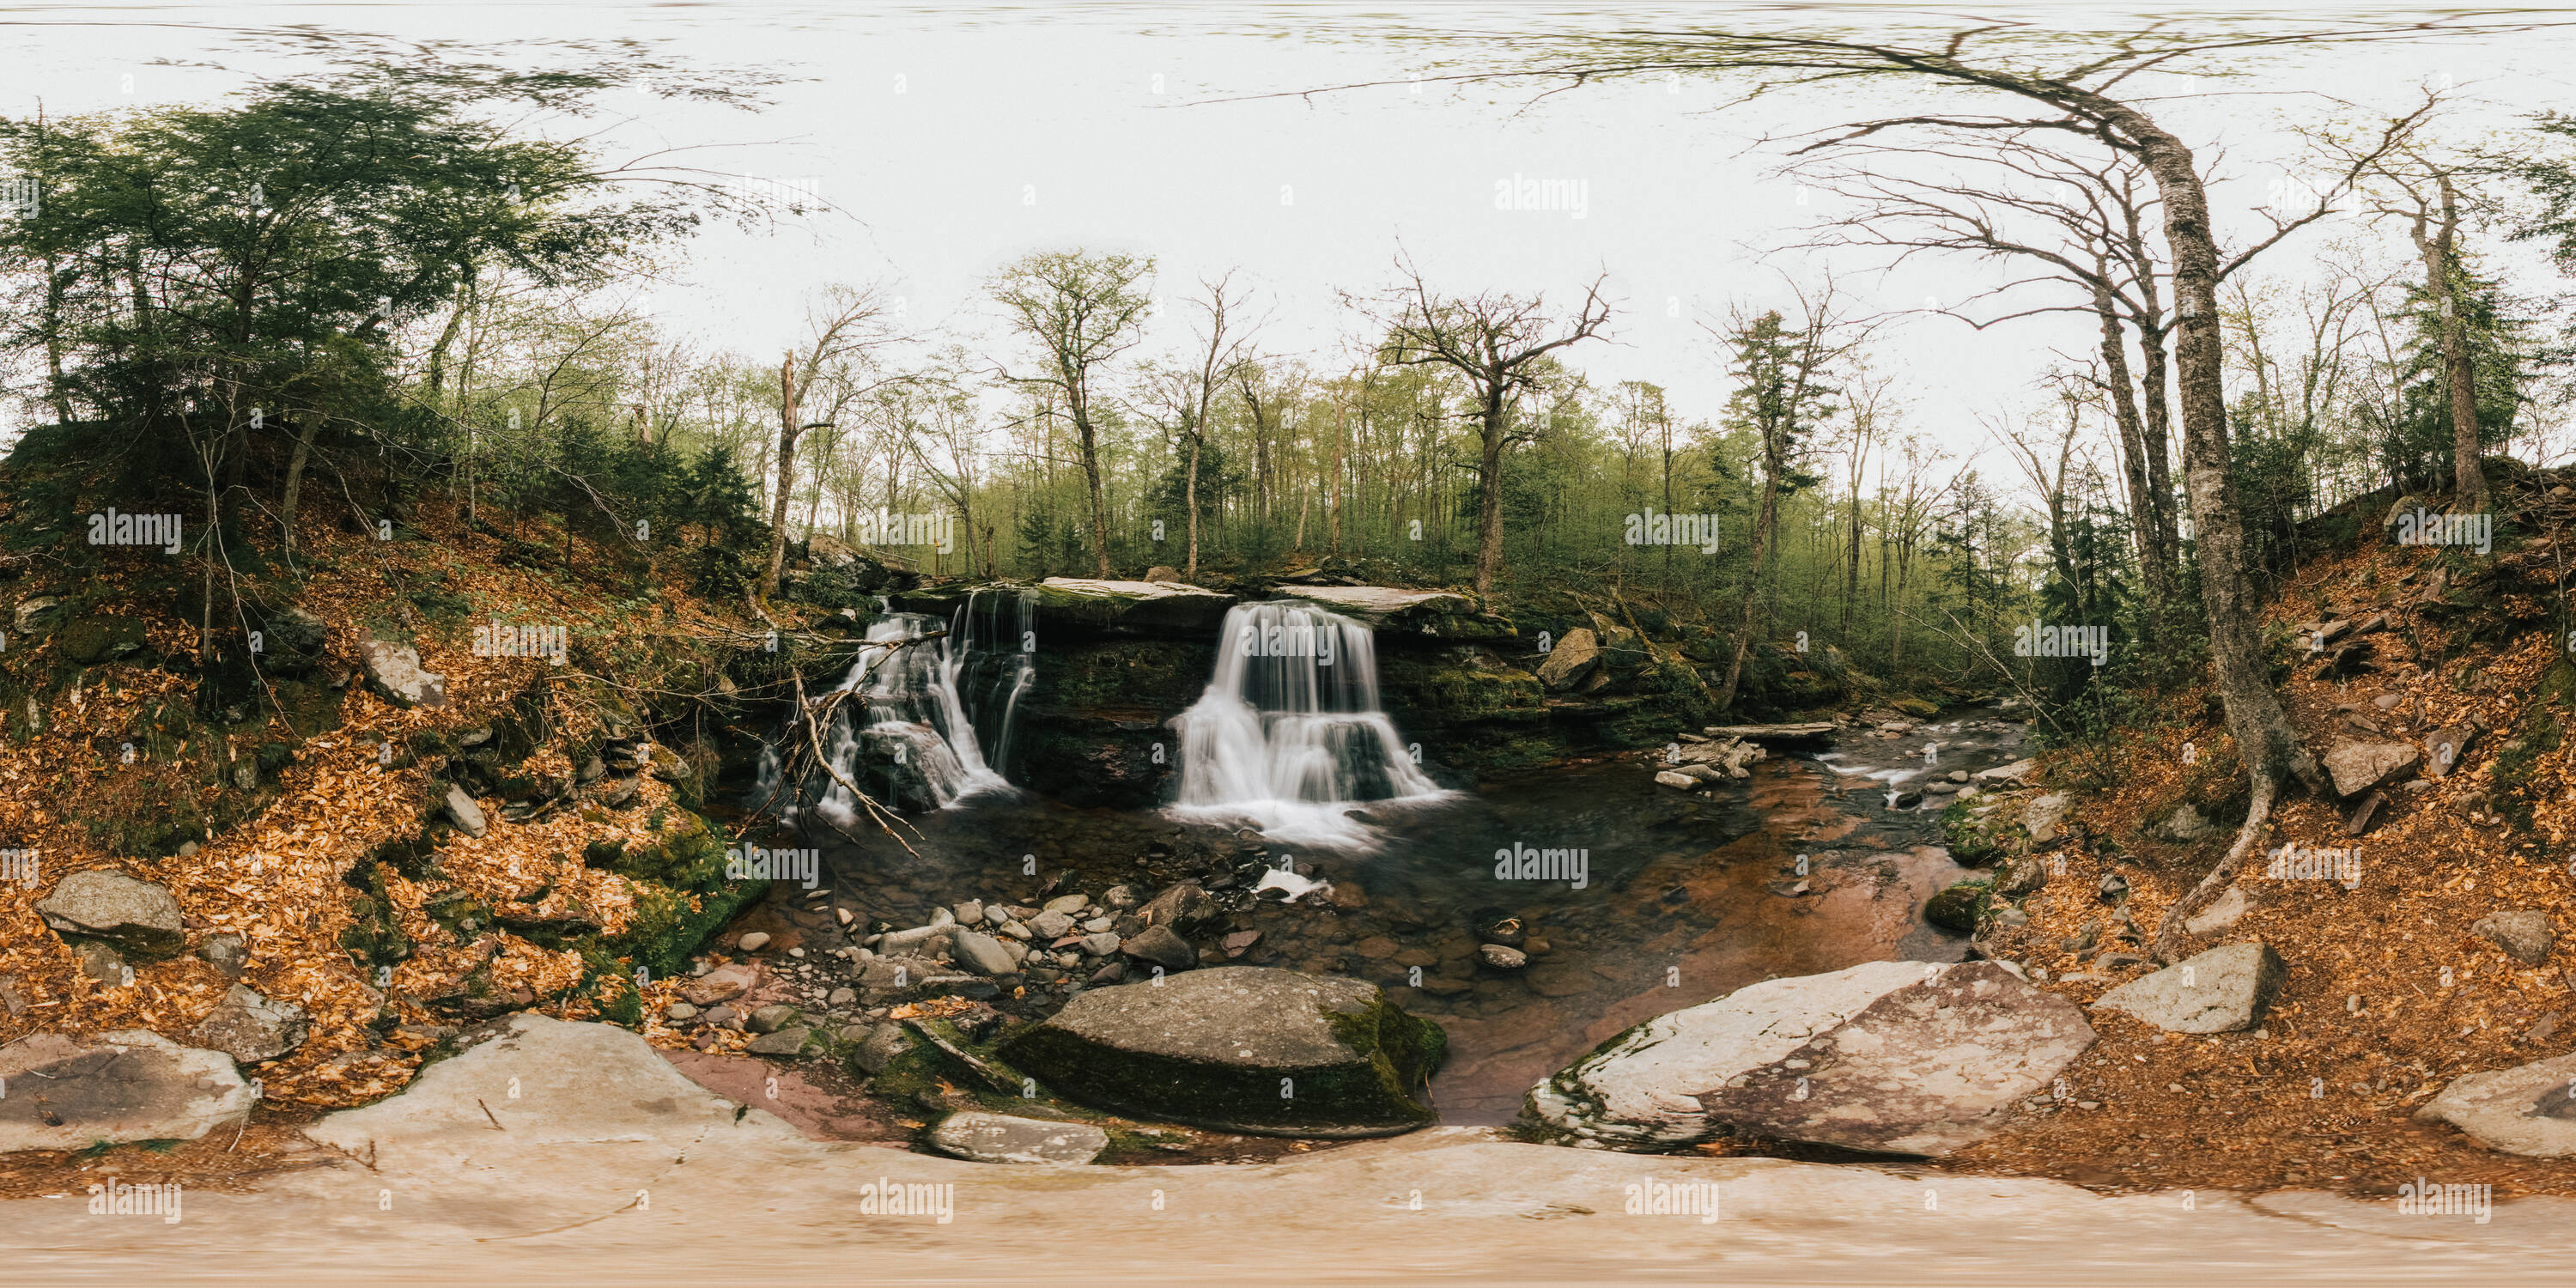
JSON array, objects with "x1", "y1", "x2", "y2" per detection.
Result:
[
  {"x1": 746, "y1": 1026, "x2": 811, "y2": 1057},
  {"x1": 835, "y1": 907, "x2": 855, "y2": 927},
  {"x1": 1479, "y1": 944, "x2": 1528, "y2": 971},
  {"x1": 952, "y1": 929, "x2": 1018, "y2": 976},
  {"x1": 2474, "y1": 910, "x2": 2555, "y2": 966},
  {"x1": 186, "y1": 984, "x2": 309, "y2": 1064},
  {"x1": 1080, "y1": 933, "x2": 1122, "y2": 957},
  {"x1": 954, "y1": 900, "x2": 985, "y2": 926},
  {"x1": 1996, "y1": 856, "x2": 2049, "y2": 897},
  {"x1": 1654, "y1": 770, "x2": 1701, "y2": 791},
  {"x1": 198, "y1": 933, "x2": 249, "y2": 977},
  {"x1": 826, "y1": 987, "x2": 856, "y2": 1006},
  {"x1": 1103, "y1": 885, "x2": 1141, "y2": 910},
  {"x1": 1043, "y1": 894, "x2": 1089, "y2": 915},
  {"x1": 76, "y1": 940, "x2": 129, "y2": 985},
  {"x1": 2098, "y1": 872, "x2": 2130, "y2": 903},
  {"x1": 665, "y1": 1002, "x2": 701, "y2": 1021},
  {"x1": 736, "y1": 931, "x2": 771, "y2": 953},
  {"x1": 927, "y1": 1111, "x2": 1108, "y2": 1165},
  {"x1": 1030, "y1": 910, "x2": 1077, "y2": 939}
]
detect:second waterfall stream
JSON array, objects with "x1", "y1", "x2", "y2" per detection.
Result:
[{"x1": 1171, "y1": 599, "x2": 1449, "y2": 846}]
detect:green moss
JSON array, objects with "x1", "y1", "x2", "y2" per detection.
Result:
[{"x1": 1941, "y1": 797, "x2": 2021, "y2": 866}]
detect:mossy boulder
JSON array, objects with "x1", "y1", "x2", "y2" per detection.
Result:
[
  {"x1": 1923, "y1": 881, "x2": 1990, "y2": 933},
  {"x1": 1000, "y1": 966, "x2": 1446, "y2": 1138},
  {"x1": 1941, "y1": 796, "x2": 2022, "y2": 866},
  {"x1": 56, "y1": 614, "x2": 147, "y2": 665}
]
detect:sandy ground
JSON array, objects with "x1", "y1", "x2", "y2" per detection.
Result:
[{"x1": 8, "y1": 1115, "x2": 2574, "y2": 1287}]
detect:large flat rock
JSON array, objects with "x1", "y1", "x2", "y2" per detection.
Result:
[
  {"x1": 1528, "y1": 961, "x2": 2092, "y2": 1155},
  {"x1": 927, "y1": 1111, "x2": 1109, "y2": 1164},
  {"x1": 1000, "y1": 966, "x2": 1445, "y2": 1138},
  {"x1": 0, "y1": 1030, "x2": 255, "y2": 1152},
  {"x1": 1276, "y1": 586, "x2": 1515, "y2": 642}
]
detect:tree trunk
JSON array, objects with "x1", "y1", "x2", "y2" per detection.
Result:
[
  {"x1": 278, "y1": 413, "x2": 324, "y2": 559},
  {"x1": 1184, "y1": 434, "x2": 1202, "y2": 579},
  {"x1": 2417, "y1": 179, "x2": 2487, "y2": 507},
  {"x1": 1074, "y1": 400, "x2": 1113, "y2": 579},
  {"x1": 762, "y1": 354, "x2": 800, "y2": 598},
  {"x1": 1472, "y1": 388, "x2": 1508, "y2": 596},
  {"x1": 2096, "y1": 294, "x2": 2169, "y2": 604},
  {"x1": 1716, "y1": 440, "x2": 1782, "y2": 711},
  {"x1": 2083, "y1": 99, "x2": 2324, "y2": 955}
]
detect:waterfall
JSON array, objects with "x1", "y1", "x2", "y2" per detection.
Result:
[
  {"x1": 772, "y1": 587, "x2": 1034, "y2": 826},
  {"x1": 1172, "y1": 599, "x2": 1448, "y2": 844}
]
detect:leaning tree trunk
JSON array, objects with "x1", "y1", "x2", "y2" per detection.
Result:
[
  {"x1": 278, "y1": 412, "x2": 324, "y2": 560},
  {"x1": 762, "y1": 354, "x2": 800, "y2": 598},
  {"x1": 2089, "y1": 98, "x2": 2325, "y2": 958},
  {"x1": 2096, "y1": 293, "x2": 2168, "y2": 607}
]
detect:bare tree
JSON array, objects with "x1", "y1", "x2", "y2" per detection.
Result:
[
  {"x1": 989, "y1": 250, "x2": 1155, "y2": 579},
  {"x1": 764, "y1": 284, "x2": 906, "y2": 598},
  {"x1": 1364, "y1": 253, "x2": 1612, "y2": 596}
]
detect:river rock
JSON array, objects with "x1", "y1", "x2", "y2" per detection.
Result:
[
  {"x1": 0, "y1": 1030, "x2": 256, "y2": 1152},
  {"x1": 36, "y1": 869, "x2": 185, "y2": 959},
  {"x1": 2416, "y1": 1053, "x2": 2576, "y2": 1157},
  {"x1": 1654, "y1": 770, "x2": 1700, "y2": 791},
  {"x1": 358, "y1": 635, "x2": 447, "y2": 709},
  {"x1": 1121, "y1": 924, "x2": 1196, "y2": 972},
  {"x1": 1001, "y1": 967, "x2": 1446, "y2": 1138},
  {"x1": 2090, "y1": 940, "x2": 2286, "y2": 1033},
  {"x1": 1923, "y1": 882, "x2": 1986, "y2": 933},
  {"x1": 1995, "y1": 855, "x2": 2050, "y2": 898},
  {"x1": 747, "y1": 1004, "x2": 799, "y2": 1034},
  {"x1": 927, "y1": 1111, "x2": 1109, "y2": 1165},
  {"x1": 442, "y1": 783, "x2": 489, "y2": 838},
  {"x1": 186, "y1": 983, "x2": 310, "y2": 1064},
  {"x1": 952, "y1": 928, "x2": 1018, "y2": 976},
  {"x1": 1479, "y1": 944, "x2": 1528, "y2": 971},
  {"x1": 735, "y1": 931, "x2": 771, "y2": 953},
  {"x1": 1139, "y1": 881, "x2": 1219, "y2": 930},
  {"x1": 1974, "y1": 758, "x2": 2038, "y2": 785},
  {"x1": 680, "y1": 963, "x2": 757, "y2": 1005},
  {"x1": 852, "y1": 1024, "x2": 917, "y2": 1074},
  {"x1": 746, "y1": 1026, "x2": 811, "y2": 1057},
  {"x1": 1030, "y1": 910, "x2": 1077, "y2": 939},
  {"x1": 2323, "y1": 739, "x2": 2417, "y2": 798},
  {"x1": 2473, "y1": 910, "x2": 2555, "y2": 965},
  {"x1": 1535, "y1": 628, "x2": 1601, "y2": 690},
  {"x1": 1526, "y1": 961, "x2": 2092, "y2": 1155}
]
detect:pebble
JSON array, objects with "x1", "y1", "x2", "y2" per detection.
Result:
[
  {"x1": 1042, "y1": 894, "x2": 1089, "y2": 915},
  {"x1": 828, "y1": 987, "x2": 856, "y2": 1005},
  {"x1": 665, "y1": 1002, "x2": 700, "y2": 1021},
  {"x1": 955, "y1": 900, "x2": 984, "y2": 926},
  {"x1": 1479, "y1": 944, "x2": 1528, "y2": 971},
  {"x1": 737, "y1": 931, "x2": 771, "y2": 952}
]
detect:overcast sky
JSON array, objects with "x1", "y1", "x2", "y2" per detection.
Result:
[{"x1": 5, "y1": 3, "x2": 2572, "y2": 490}]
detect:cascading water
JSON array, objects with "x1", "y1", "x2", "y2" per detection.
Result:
[
  {"x1": 764, "y1": 587, "x2": 1035, "y2": 827},
  {"x1": 1172, "y1": 599, "x2": 1448, "y2": 845}
]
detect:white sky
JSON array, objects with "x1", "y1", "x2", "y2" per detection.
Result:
[{"x1": 3, "y1": 3, "x2": 2573, "y2": 495}]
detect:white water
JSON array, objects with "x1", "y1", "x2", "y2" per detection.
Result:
[
  {"x1": 1171, "y1": 600, "x2": 1449, "y2": 846},
  {"x1": 768, "y1": 588, "x2": 1033, "y2": 827}
]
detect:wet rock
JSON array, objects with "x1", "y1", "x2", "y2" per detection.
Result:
[
  {"x1": 36, "y1": 870, "x2": 185, "y2": 960},
  {"x1": 442, "y1": 784, "x2": 489, "y2": 838},
  {"x1": 1002, "y1": 967, "x2": 1446, "y2": 1138},
  {"x1": 2473, "y1": 910, "x2": 2555, "y2": 966},
  {"x1": 927, "y1": 1111, "x2": 1109, "y2": 1165},
  {"x1": 736, "y1": 931, "x2": 772, "y2": 953},
  {"x1": 953, "y1": 900, "x2": 985, "y2": 926},
  {"x1": 1121, "y1": 924, "x2": 1196, "y2": 972},
  {"x1": 952, "y1": 928, "x2": 1018, "y2": 976},
  {"x1": 2323, "y1": 739, "x2": 2418, "y2": 798},
  {"x1": 1030, "y1": 910, "x2": 1077, "y2": 939},
  {"x1": 186, "y1": 984, "x2": 309, "y2": 1064},
  {"x1": 1042, "y1": 894, "x2": 1090, "y2": 915},
  {"x1": 1103, "y1": 885, "x2": 1141, "y2": 910},
  {"x1": 1654, "y1": 770, "x2": 1701, "y2": 791},
  {"x1": 1924, "y1": 883, "x2": 1986, "y2": 933},
  {"x1": 1080, "y1": 932, "x2": 1123, "y2": 957},
  {"x1": 1527, "y1": 961, "x2": 2092, "y2": 1155},
  {"x1": 2417, "y1": 1053, "x2": 2576, "y2": 1157},
  {"x1": 1974, "y1": 757, "x2": 2038, "y2": 785},
  {"x1": 357, "y1": 635, "x2": 447, "y2": 709},
  {"x1": 1479, "y1": 945, "x2": 1528, "y2": 971},
  {"x1": 1139, "y1": 881, "x2": 1220, "y2": 931},
  {"x1": 746, "y1": 1004, "x2": 800, "y2": 1034},
  {"x1": 198, "y1": 933, "x2": 249, "y2": 977},
  {"x1": 0, "y1": 1030, "x2": 258, "y2": 1153},
  {"x1": 2091, "y1": 940, "x2": 2286, "y2": 1033}
]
